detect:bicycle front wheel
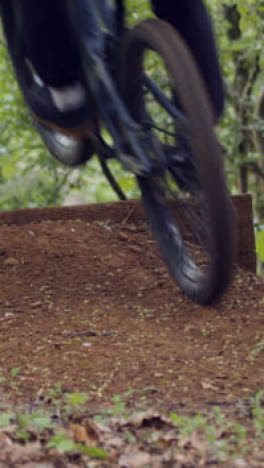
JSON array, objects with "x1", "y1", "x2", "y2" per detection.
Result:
[{"x1": 121, "y1": 19, "x2": 234, "y2": 305}]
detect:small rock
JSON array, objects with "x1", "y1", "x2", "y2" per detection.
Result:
[{"x1": 82, "y1": 342, "x2": 92, "y2": 348}]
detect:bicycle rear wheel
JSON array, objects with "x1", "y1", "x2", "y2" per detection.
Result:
[{"x1": 121, "y1": 19, "x2": 234, "y2": 304}]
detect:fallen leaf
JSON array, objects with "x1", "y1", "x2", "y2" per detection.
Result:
[
  {"x1": 69, "y1": 419, "x2": 99, "y2": 446},
  {"x1": 128, "y1": 245, "x2": 143, "y2": 254},
  {"x1": 201, "y1": 381, "x2": 217, "y2": 390},
  {"x1": 104, "y1": 436, "x2": 124, "y2": 449},
  {"x1": 157, "y1": 431, "x2": 178, "y2": 447},
  {"x1": 5, "y1": 442, "x2": 42, "y2": 464},
  {"x1": 0, "y1": 432, "x2": 12, "y2": 448},
  {"x1": 4, "y1": 257, "x2": 19, "y2": 266},
  {"x1": 119, "y1": 452, "x2": 152, "y2": 468},
  {"x1": 31, "y1": 301, "x2": 42, "y2": 308},
  {"x1": 118, "y1": 232, "x2": 129, "y2": 241},
  {"x1": 128, "y1": 411, "x2": 172, "y2": 431}
]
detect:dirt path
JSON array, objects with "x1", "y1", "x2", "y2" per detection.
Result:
[{"x1": 0, "y1": 200, "x2": 263, "y2": 411}]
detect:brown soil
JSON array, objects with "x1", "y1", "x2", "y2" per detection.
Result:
[{"x1": 0, "y1": 199, "x2": 263, "y2": 411}]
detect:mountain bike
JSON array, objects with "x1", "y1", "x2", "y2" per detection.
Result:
[{"x1": 1, "y1": 0, "x2": 234, "y2": 305}]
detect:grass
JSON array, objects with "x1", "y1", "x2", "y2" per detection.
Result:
[
  {"x1": 250, "y1": 335, "x2": 264, "y2": 359},
  {"x1": 0, "y1": 384, "x2": 263, "y2": 465}
]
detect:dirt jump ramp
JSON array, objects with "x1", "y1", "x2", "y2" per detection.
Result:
[
  {"x1": 0, "y1": 194, "x2": 256, "y2": 272},
  {"x1": 0, "y1": 193, "x2": 262, "y2": 409}
]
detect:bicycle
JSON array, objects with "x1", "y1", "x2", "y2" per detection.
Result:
[{"x1": 1, "y1": 0, "x2": 234, "y2": 304}]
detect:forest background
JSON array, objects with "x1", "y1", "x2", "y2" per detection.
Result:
[{"x1": 1, "y1": 0, "x2": 264, "y2": 260}]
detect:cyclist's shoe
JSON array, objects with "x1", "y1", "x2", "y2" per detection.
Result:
[
  {"x1": 25, "y1": 61, "x2": 99, "y2": 142},
  {"x1": 33, "y1": 84, "x2": 99, "y2": 138}
]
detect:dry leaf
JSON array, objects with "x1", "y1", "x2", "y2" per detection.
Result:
[
  {"x1": 5, "y1": 442, "x2": 42, "y2": 464},
  {"x1": 157, "y1": 431, "x2": 178, "y2": 447},
  {"x1": 69, "y1": 424, "x2": 90, "y2": 445},
  {"x1": 119, "y1": 451, "x2": 152, "y2": 468},
  {"x1": 128, "y1": 411, "x2": 171, "y2": 429},
  {"x1": 0, "y1": 432, "x2": 12, "y2": 448},
  {"x1": 104, "y1": 436, "x2": 124, "y2": 449},
  {"x1": 201, "y1": 381, "x2": 217, "y2": 390},
  {"x1": 69, "y1": 419, "x2": 99, "y2": 446},
  {"x1": 31, "y1": 301, "x2": 42, "y2": 308},
  {"x1": 128, "y1": 246, "x2": 142, "y2": 254},
  {"x1": 118, "y1": 232, "x2": 129, "y2": 241},
  {"x1": 4, "y1": 257, "x2": 19, "y2": 266}
]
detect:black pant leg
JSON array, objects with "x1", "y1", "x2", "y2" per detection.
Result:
[
  {"x1": 151, "y1": 0, "x2": 224, "y2": 119},
  {"x1": 15, "y1": 0, "x2": 81, "y2": 86}
]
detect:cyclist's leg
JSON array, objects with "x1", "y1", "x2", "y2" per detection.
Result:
[
  {"x1": 15, "y1": 0, "x2": 80, "y2": 87},
  {"x1": 151, "y1": 0, "x2": 224, "y2": 120},
  {"x1": 12, "y1": 0, "x2": 98, "y2": 137}
]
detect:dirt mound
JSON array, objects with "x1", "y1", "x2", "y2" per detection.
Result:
[{"x1": 0, "y1": 198, "x2": 263, "y2": 410}]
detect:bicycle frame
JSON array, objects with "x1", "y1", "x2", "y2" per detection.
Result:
[
  {"x1": 66, "y1": 0, "x2": 166, "y2": 176},
  {"x1": 94, "y1": 0, "x2": 125, "y2": 37}
]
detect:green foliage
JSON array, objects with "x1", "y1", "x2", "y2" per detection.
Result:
[
  {"x1": 206, "y1": 1, "x2": 264, "y2": 201},
  {"x1": 250, "y1": 334, "x2": 264, "y2": 359},
  {"x1": 170, "y1": 412, "x2": 208, "y2": 436},
  {"x1": 0, "y1": 367, "x2": 20, "y2": 391},
  {"x1": 0, "y1": 389, "x2": 262, "y2": 463},
  {"x1": 47, "y1": 431, "x2": 108, "y2": 459},
  {"x1": 251, "y1": 390, "x2": 264, "y2": 438},
  {"x1": 16, "y1": 409, "x2": 55, "y2": 442},
  {"x1": 75, "y1": 444, "x2": 108, "y2": 459},
  {"x1": 170, "y1": 392, "x2": 264, "y2": 459},
  {"x1": 0, "y1": 411, "x2": 14, "y2": 427},
  {"x1": 256, "y1": 229, "x2": 264, "y2": 262},
  {"x1": 10, "y1": 367, "x2": 20, "y2": 379},
  {"x1": 65, "y1": 392, "x2": 89, "y2": 407},
  {"x1": 112, "y1": 393, "x2": 129, "y2": 417},
  {"x1": 47, "y1": 431, "x2": 77, "y2": 453}
]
